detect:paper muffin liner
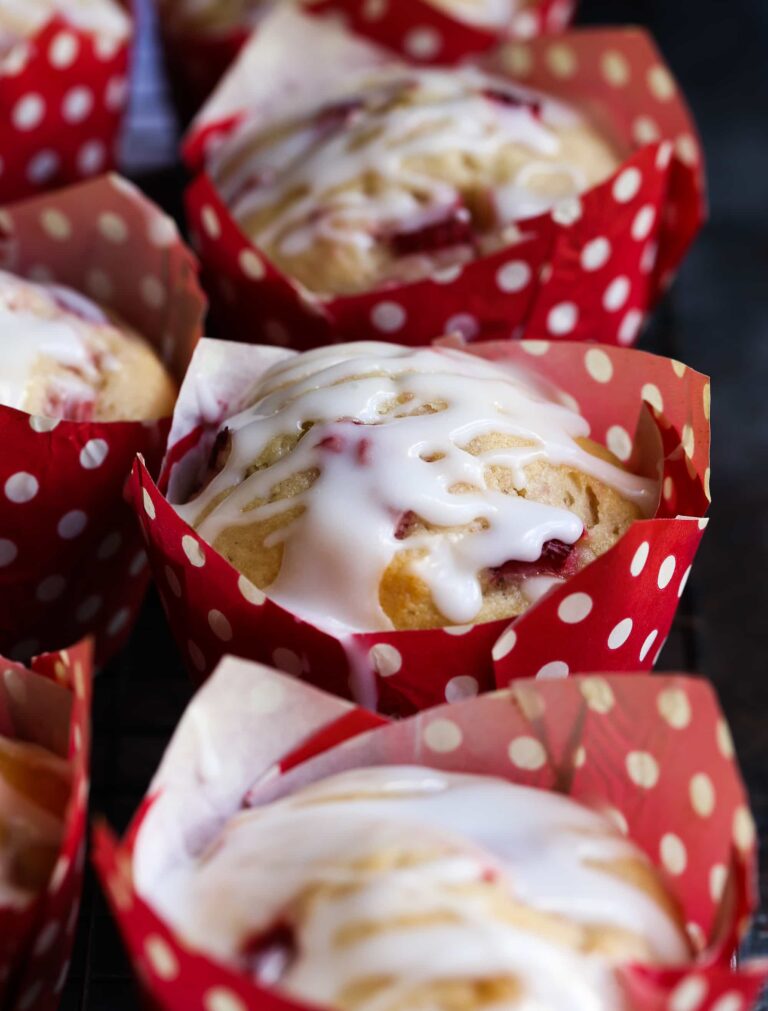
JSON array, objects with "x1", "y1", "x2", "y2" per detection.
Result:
[
  {"x1": 182, "y1": 9, "x2": 704, "y2": 351},
  {"x1": 0, "y1": 640, "x2": 92, "y2": 1011},
  {"x1": 94, "y1": 659, "x2": 767, "y2": 1011},
  {"x1": 0, "y1": 8, "x2": 132, "y2": 203},
  {"x1": 159, "y1": 0, "x2": 573, "y2": 120},
  {"x1": 128, "y1": 337, "x2": 710, "y2": 716},
  {"x1": 0, "y1": 174, "x2": 205, "y2": 666}
]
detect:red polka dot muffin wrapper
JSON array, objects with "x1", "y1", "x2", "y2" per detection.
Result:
[
  {"x1": 93, "y1": 660, "x2": 767, "y2": 1011},
  {"x1": 129, "y1": 337, "x2": 710, "y2": 717},
  {"x1": 0, "y1": 175, "x2": 205, "y2": 666},
  {"x1": 0, "y1": 13, "x2": 131, "y2": 203},
  {"x1": 183, "y1": 15, "x2": 703, "y2": 350},
  {"x1": 0, "y1": 641, "x2": 92, "y2": 1011},
  {"x1": 159, "y1": 0, "x2": 573, "y2": 120}
]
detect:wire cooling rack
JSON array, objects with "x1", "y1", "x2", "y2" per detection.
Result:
[{"x1": 58, "y1": 0, "x2": 768, "y2": 1006}]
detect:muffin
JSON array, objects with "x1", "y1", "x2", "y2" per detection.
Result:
[
  {"x1": 0, "y1": 733, "x2": 71, "y2": 910},
  {"x1": 427, "y1": 0, "x2": 534, "y2": 29},
  {"x1": 0, "y1": 270, "x2": 177, "y2": 422},
  {"x1": 0, "y1": 0, "x2": 129, "y2": 55},
  {"x1": 208, "y1": 64, "x2": 622, "y2": 295},
  {"x1": 153, "y1": 765, "x2": 690, "y2": 1010},
  {"x1": 175, "y1": 341, "x2": 657, "y2": 632}
]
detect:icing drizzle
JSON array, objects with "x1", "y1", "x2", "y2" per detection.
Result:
[{"x1": 176, "y1": 342, "x2": 657, "y2": 632}]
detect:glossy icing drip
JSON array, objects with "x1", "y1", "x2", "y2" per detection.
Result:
[
  {"x1": 152, "y1": 766, "x2": 689, "y2": 1010},
  {"x1": 176, "y1": 342, "x2": 656, "y2": 632}
]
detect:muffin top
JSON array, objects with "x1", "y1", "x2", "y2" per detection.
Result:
[
  {"x1": 153, "y1": 765, "x2": 689, "y2": 1011},
  {"x1": 0, "y1": 0, "x2": 129, "y2": 54},
  {"x1": 0, "y1": 270, "x2": 176, "y2": 423},
  {"x1": 0, "y1": 733, "x2": 71, "y2": 909},
  {"x1": 210, "y1": 64, "x2": 621, "y2": 294},
  {"x1": 176, "y1": 342, "x2": 656, "y2": 632},
  {"x1": 428, "y1": 0, "x2": 532, "y2": 29}
]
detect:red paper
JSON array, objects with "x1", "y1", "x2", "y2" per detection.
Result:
[
  {"x1": 0, "y1": 641, "x2": 92, "y2": 1011},
  {"x1": 0, "y1": 13, "x2": 131, "y2": 203},
  {"x1": 129, "y1": 337, "x2": 710, "y2": 716},
  {"x1": 159, "y1": 0, "x2": 574, "y2": 119},
  {"x1": 94, "y1": 660, "x2": 767, "y2": 1011},
  {"x1": 183, "y1": 11, "x2": 704, "y2": 350},
  {"x1": 0, "y1": 175, "x2": 205, "y2": 665}
]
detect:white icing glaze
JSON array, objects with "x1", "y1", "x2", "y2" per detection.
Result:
[
  {"x1": 0, "y1": 0, "x2": 129, "y2": 53},
  {"x1": 0, "y1": 269, "x2": 119, "y2": 418},
  {"x1": 427, "y1": 0, "x2": 524, "y2": 29},
  {"x1": 209, "y1": 64, "x2": 596, "y2": 275},
  {"x1": 152, "y1": 766, "x2": 689, "y2": 1010},
  {"x1": 176, "y1": 341, "x2": 657, "y2": 632}
]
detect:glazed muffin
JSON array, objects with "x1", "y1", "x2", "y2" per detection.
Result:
[
  {"x1": 175, "y1": 342, "x2": 657, "y2": 632},
  {"x1": 0, "y1": 733, "x2": 71, "y2": 909},
  {"x1": 209, "y1": 65, "x2": 622, "y2": 295},
  {"x1": 0, "y1": 0, "x2": 129, "y2": 55},
  {"x1": 0, "y1": 270, "x2": 177, "y2": 422},
  {"x1": 153, "y1": 765, "x2": 690, "y2": 1010},
  {"x1": 427, "y1": 0, "x2": 534, "y2": 29}
]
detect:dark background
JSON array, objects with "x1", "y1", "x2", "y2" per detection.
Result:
[{"x1": 59, "y1": 0, "x2": 768, "y2": 1006}]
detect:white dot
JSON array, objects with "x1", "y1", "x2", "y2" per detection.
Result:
[
  {"x1": 63, "y1": 86, "x2": 93, "y2": 123},
  {"x1": 676, "y1": 134, "x2": 699, "y2": 167},
  {"x1": 371, "y1": 300, "x2": 406, "y2": 333},
  {"x1": 630, "y1": 541, "x2": 650, "y2": 576},
  {"x1": 536, "y1": 660, "x2": 569, "y2": 679},
  {"x1": 601, "y1": 50, "x2": 630, "y2": 87},
  {"x1": 581, "y1": 237, "x2": 611, "y2": 271},
  {"x1": 369, "y1": 643, "x2": 402, "y2": 677},
  {"x1": 36, "y1": 575, "x2": 66, "y2": 603},
  {"x1": 204, "y1": 988, "x2": 248, "y2": 1011},
  {"x1": 580, "y1": 677, "x2": 615, "y2": 713},
  {"x1": 608, "y1": 617, "x2": 633, "y2": 649},
  {"x1": 663, "y1": 476, "x2": 674, "y2": 502},
  {"x1": 28, "y1": 414, "x2": 59, "y2": 432},
  {"x1": 443, "y1": 624, "x2": 473, "y2": 636},
  {"x1": 626, "y1": 750, "x2": 659, "y2": 788},
  {"x1": 669, "y1": 976, "x2": 708, "y2": 1011},
  {"x1": 80, "y1": 439, "x2": 109, "y2": 469},
  {"x1": 657, "y1": 555, "x2": 676, "y2": 589},
  {"x1": 424, "y1": 718, "x2": 462, "y2": 753},
  {"x1": 717, "y1": 719, "x2": 734, "y2": 759},
  {"x1": 141, "y1": 275, "x2": 166, "y2": 310},
  {"x1": 165, "y1": 566, "x2": 181, "y2": 597},
  {"x1": 238, "y1": 574, "x2": 266, "y2": 605},
  {"x1": 239, "y1": 248, "x2": 265, "y2": 279},
  {"x1": 27, "y1": 150, "x2": 60, "y2": 185},
  {"x1": 0, "y1": 539, "x2": 18, "y2": 566},
  {"x1": 188, "y1": 641, "x2": 205, "y2": 671},
  {"x1": 690, "y1": 773, "x2": 715, "y2": 817},
  {"x1": 520, "y1": 340, "x2": 550, "y2": 356},
  {"x1": 78, "y1": 140, "x2": 106, "y2": 176},
  {"x1": 497, "y1": 260, "x2": 531, "y2": 292},
  {"x1": 641, "y1": 384, "x2": 664, "y2": 413},
  {"x1": 613, "y1": 167, "x2": 642, "y2": 203},
  {"x1": 512, "y1": 9, "x2": 537, "y2": 36},
  {"x1": 13, "y1": 93, "x2": 45, "y2": 130},
  {"x1": 142, "y1": 488, "x2": 156, "y2": 520},
  {"x1": 633, "y1": 115, "x2": 660, "y2": 145},
  {"x1": 677, "y1": 564, "x2": 692, "y2": 599},
  {"x1": 492, "y1": 626, "x2": 517, "y2": 661},
  {"x1": 733, "y1": 806, "x2": 756, "y2": 851},
  {"x1": 547, "y1": 302, "x2": 578, "y2": 335},
  {"x1": 552, "y1": 196, "x2": 582, "y2": 226},
  {"x1": 208, "y1": 609, "x2": 233, "y2": 641},
  {"x1": 99, "y1": 212, "x2": 128, "y2": 243},
  {"x1": 585, "y1": 348, "x2": 613, "y2": 383},
  {"x1": 107, "y1": 608, "x2": 130, "y2": 636},
  {"x1": 557, "y1": 592, "x2": 593, "y2": 624},
  {"x1": 445, "y1": 676, "x2": 479, "y2": 702},
  {"x1": 606, "y1": 425, "x2": 632, "y2": 462},
  {"x1": 711, "y1": 995, "x2": 744, "y2": 1011},
  {"x1": 76, "y1": 595, "x2": 102, "y2": 622},
  {"x1": 5, "y1": 471, "x2": 38, "y2": 503},
  {"x1": 272, "y1": 647, "x2": 302, "y2": 676},
  {"x1": 619, "y1": 309, "x2": 643, "y2": 346},
  {"x1": 105, "y1": 75, "x2": 128, "y2": 110},
  {"x1": 201, "y1": 205, "x2": 221, "y2": 239},
  {"x1": 49, "y1": 855, "x2": 69, "y2": 892},
  {"x1": 445, "y1": 313, "x2": 478, "y2": 341},
  {"x1": 145, "y1": 935, "x2": 179, "y2": 980},
  {"x1": 182, "y1": 535, "x2": 205, "y2": 567},
  {"x1": 573, "y1": 745, "x2": 586, "y2": 767},
  {"x1": 709, "y1": 863, "x2": 728, "y2": 903},
  {"x1": 40, "y1": 208, "x2": 71, "y2": 240},
  {"x1": 34, "y1": 920, "x2": 61, "y2": 955},
  {"x1": 639, "y1": 629, "x2": 658, "y2": 662},
  {"x1": 648, "y1": 65, "x2": 676, "y2": 101},
  {"x1": 404, "y1": 26, "x2": 441, "y2": 60},
  {"x1": 632, "y1": 205, "x2": 656, "y2": 242},
  {"x1": 432, "y1": 264, "x2": 463, "y2": 284},
  {"x1": 250, "y1": 678, "x2": 285, "y2": 714},
  {"x1": 509, "y1": 736, "x2": 546, "y2": 770},
  {"x1": 546, "y1": 43, "x2": 577, "y2": 78},
  {"x1": 149, "y1": 215, "x2": 177, "y2": 247},
  {"x1": 660, "y1": 833, "x2": 687, "y2": 874},
  {"x1": 603, "y1": 275, "x2": 631, "y2": 312},
  {"x1": 49, "y1": 31, "x2": 79, "y2": 68}
]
